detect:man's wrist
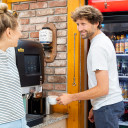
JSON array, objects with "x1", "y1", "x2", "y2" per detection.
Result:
[{"x1": 71, "y1": 93, "x2": 78, "y2": 102}]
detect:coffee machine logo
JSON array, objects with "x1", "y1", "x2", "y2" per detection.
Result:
[{"x1": 18, "y1": 48, "x2": 24, "y2": 52}]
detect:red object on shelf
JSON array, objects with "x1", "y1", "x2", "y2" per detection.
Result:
[
  {"x1": 125, "y1": 109, "x2": 128, "y2": 114},
  {"x1": 88, "y1": 0, "x2": 128, "y2": 12}
]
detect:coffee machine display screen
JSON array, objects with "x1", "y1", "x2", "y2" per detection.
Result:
[{"x1": 24, "y1": 55, "x2": 41, "y2": 75}]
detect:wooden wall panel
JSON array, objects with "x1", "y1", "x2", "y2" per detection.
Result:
[{"x1": 67, "y1": 0, "x2": 85, "y2": 128}]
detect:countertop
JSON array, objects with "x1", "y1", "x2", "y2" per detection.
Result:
[{"x1": 31, "y1": 113, "x2": 68, "y2": 128}]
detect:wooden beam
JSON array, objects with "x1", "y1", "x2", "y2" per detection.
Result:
[
  {"x1": 7, "y1": 0, "x2": 35, "y2": 2},
  {"x1": 67, "y1": 0, "x2": 85, "y2": 128}
]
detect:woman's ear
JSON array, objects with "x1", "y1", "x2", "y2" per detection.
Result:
[{"x1": 5, "y1": 28, "x2": 13, "y2": 39}]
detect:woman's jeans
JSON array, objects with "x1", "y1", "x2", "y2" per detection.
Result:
[
  {"x1": 93, "y1": 101, "x2": 124, "y2": 128},
  {"x1": 0, "y1": 117, "x2": 29, "y2": 128}
]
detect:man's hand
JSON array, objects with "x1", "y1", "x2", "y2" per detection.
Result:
[
  {"x1": 56, "y1": 93, "x2": 73, "y2": 105},
  {"x1": 88, "y1": 108, "x2": 94, "y2": 123}
]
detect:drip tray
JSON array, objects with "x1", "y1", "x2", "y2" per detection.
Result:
[{"x1": 26, "y1": 114, "x2": 44, "y2": 127}]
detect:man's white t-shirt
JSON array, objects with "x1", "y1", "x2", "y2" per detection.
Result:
[{"x1": 87, "y1": 32, "x2": 123, "y2": 110}]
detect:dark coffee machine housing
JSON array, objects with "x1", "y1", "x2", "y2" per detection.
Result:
[
  {"x1": 28, "y1": 95, "x2": 46, "y2": 115},
  {"x1": 15, "y1": 40, "x2": 44, "y2": 87}
]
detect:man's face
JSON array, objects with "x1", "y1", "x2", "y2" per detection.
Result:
[{"x1": 76, "y1": 18, "x2": 98, "y2": 40}]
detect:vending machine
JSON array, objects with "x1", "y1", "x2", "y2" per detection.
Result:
[
  {"x1": 88, "y1": 0, "x2": 128, "y2": 127},
  {"x1": 101, "y1": 13, "x2": 128, "y2": 127}
]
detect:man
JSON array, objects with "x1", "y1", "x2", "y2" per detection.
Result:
[{"x1": 56, "y1": 5, "x2": 124, "y2": 128}]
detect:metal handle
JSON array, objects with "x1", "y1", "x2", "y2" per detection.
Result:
[{"x1": 72, "y1": 33, "x2": 77, "y2": 86}]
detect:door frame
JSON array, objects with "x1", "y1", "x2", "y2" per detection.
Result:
[{"x1": 67, "y1": 0, "x2": 86, "y2": 128}]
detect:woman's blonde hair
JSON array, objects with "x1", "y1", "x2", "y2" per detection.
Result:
[
  {"x1": 0, "y1": 3, "x2": 18, "y2": 37},
  {"x1": 71, "y1": 5, "x2": 103, "y2": 29}
]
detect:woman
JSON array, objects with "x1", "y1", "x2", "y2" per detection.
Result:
[{"x1": 0, "y1": 3, "x2": 29, "y2": 128}]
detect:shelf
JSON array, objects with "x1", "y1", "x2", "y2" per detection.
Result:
[
  {"x1": 116, "y1": 54, "x2": 128, "y2": 57},
  {"x1": 119, "y1": 120, "x2": 128, "y2": 126},
  {"x1": 119, "y1": 76, "x2": 128, "y2": 79},
  {"x1": 123, "y1": 99, "x2": 128, "y2": 102}
]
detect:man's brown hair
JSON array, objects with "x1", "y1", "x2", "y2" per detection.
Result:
[{"x1": 71, "y1": 5, "x2": 103, "y2": 29}]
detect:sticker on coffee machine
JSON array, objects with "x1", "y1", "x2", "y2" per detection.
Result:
[{"x1": 18, "y1": 48, "x2": 24, "y2": 52}]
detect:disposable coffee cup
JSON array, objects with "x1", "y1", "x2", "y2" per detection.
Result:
[{"x1": 48, "y1": 95, "x2": 58, "y2": 105}]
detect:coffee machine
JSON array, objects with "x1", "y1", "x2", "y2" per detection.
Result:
[{"x1": 15, "y1": 40, "x2": 46, "y2": 127}]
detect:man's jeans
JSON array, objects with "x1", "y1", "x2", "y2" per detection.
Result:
[
  {"x1": 93, "y1": 101, "x2": 124, "y2": 128},
  {"x1": 0, "y1": 117, "x2": 29, "y2": 128}
]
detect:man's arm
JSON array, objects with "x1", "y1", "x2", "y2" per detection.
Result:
[{"x1": 56, "y1": 70, "x2": 109, "y2": 105}]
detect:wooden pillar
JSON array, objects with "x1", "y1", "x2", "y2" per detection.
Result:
[{"x1": 67, "y1": 0, "x2": 85, "y2": 128}]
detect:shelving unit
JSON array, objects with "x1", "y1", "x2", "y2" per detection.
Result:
[
  {"x1": 117, "y1": 54, "x2": 128, "y2": 127},
  {"x1": 123, "y1": 100, "x2": 128, "y2": 102},
  {"x1": 116, "y1": 54, "x2": 128, "y2": 57},
  {"x1": 119, "y1": 76, "x2": 128, "y2": 79},
  {"x1": 119, "y1": 120, "x2": 128, "y2": 126}
]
